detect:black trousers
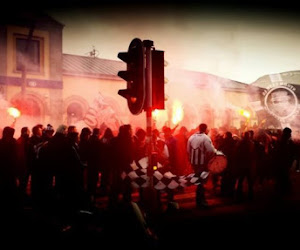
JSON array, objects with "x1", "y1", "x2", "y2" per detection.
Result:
[{"x1": 192, "y1": 164, "x2": 208, "y2": 205}]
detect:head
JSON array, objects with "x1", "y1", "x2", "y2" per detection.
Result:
[
  {"x1": 43, "y1": 124, "x2": 54, "y2": 138},
  {"x1": 92, "y1": 128, "x2": 100, "y2": 137},
  {"x1": 118, "y1": 124, "x2": 132, "y2": 138},
  {"x1": 56, "y1": 124, "x2": 68, "y2": 135},
  {"x1": 248, "y1": 130, "x2": 254, "y2": 139},
  {"x1": 162, "y1": 126, "x2": 172, "y2": 140},
  {"x1": 80, "y1": 127, "x2": 92, "y2": 141},
  {"x1": 282, "y1": 127, "x2": 292, "y2": 139},
  {"x1": 2, "y1": 126, "x2": 15, "y2": 140},
  {"x1": 152, "y1": 129, "x2": 160, "y2": 140},
  {"x1": 225, "y1": 131, "x2": 232, "y2": 139},
  {"x1": 271, "y1": 90, "x2": 291, "y2": 105},
  {"x1": 135, "y1": 128, "x2": 146, "y2": 141},
  {"x1": 179, "y1": 126, "x2": 188, "y2": 136},
  {"x1": 21, "y1": 127, "x2": 30, "y2": 138},
  {"x1": 199, "y1": 123, "x2": 208, "y2": 134},
  {"x1": 243, "y1": 131, "x2": 250, "y2": 140},
  {"x1": 68, "y1": 125, "x2": 78, "y2": 134},
  {"x1": 103, "y1": 127, "x2": 114, "y2": 139},
  {"x1": 32, "y1": 124, "x2": 43, "y2": 137}
]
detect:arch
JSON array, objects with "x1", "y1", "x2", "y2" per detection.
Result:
[
  {"x1": 10, "y1": 92, "x2": 45, "y2": 121},
  {"x1": 9, "y1": 92, "x2": 45, "y2": 132},
  {"x1": 64, "y1": 95, "x2": 89, "y2": 126}
]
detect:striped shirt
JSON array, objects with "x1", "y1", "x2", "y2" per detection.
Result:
[{"x1": 187, "y1": 132, "x2": 217, "y2": 166}]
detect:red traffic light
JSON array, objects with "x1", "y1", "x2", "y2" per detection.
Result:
[{"x1": 152, "y1": 50, "x2": 165, "y2": 110}]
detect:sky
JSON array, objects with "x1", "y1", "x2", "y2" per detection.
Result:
[{"x1": 37, "y1": 1, "x2": 300, "y2": 84}]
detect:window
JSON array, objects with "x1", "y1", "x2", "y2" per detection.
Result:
[{"x1": 15, "y1": 34, "x2": 44, "y2": 73}]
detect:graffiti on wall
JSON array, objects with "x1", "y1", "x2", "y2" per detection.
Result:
[{"x1": 74, "y1": 92, "x2": 123, "y2": 133}]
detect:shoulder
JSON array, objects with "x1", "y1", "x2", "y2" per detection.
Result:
[
  {"x1": 189, "y1": 132, "x2": 201, "y2": 138},
  {"x1": 202, "y1": 133, "x2": 212, "y2": 141}
]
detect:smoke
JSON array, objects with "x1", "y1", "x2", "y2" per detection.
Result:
[
  {"x1": 161, "y1": 67, "x2": 251, "y2": 132},
  {"x1": 0, "y1": 93, "x2": 12, "y2": 132}
]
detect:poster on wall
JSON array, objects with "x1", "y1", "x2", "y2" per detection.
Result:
[{"x1": 249, "y1": 82, "x2": 300, "y2": 139}]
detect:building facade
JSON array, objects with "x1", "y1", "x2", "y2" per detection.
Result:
[{"x1": 1, "y1": 11, "x2": 261, "y2": 137}]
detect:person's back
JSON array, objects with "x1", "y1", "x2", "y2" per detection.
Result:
[
  {"x1": 86, "y1": 128, "x2": 102, "y2": 201},
  {"x1": 163, "y1": 126, "x2": 179, "y2": 176},
  {"x1": 16, "y1": 127, "x2": 30, "y2": 195},
  {"x1": 175, "y1": 126, "x2": 191, "y2": 175},
  {"x1": 133, "y1": 128, "x2": 147, "y2": 162},
  {"x1": 235, "y1": 132, "x2": 255, "y2": 169},
  {"x1": 0, "y1": 127, "x2": 19, "y2": 211},
  {"x1": 109, "y1": 124, "x2": 134, "y2": 208},
  {"x1": 0, "y1": 127, "x2": 17, "y2": 183},
  {"x1": 278, "y1": 127, "x2": 296, "y2": 165},
  {"x1": 274, "y1": 127, "x2": 297, "y2": 196},
  {"x1": 187, "y1": 123, "x2": 216, "y2": 208},
  {"x1": 152, "y1": 129, "x2": 169, "y2": 170},
  {"x1": 187, "y1": 129, "x2": 216, "y2": 167},
  {"x1": 219, "y1": 131, "x2": 237, "y2": 197},
  {"x1": 235, "y1": 131, "x2": 256, "y2": 201},
  {"x1": 100, "y1": 128, "x2": 115, "y2": 195}
]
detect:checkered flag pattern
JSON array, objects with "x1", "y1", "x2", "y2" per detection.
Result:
[{"x1": 121, "y1": 157, "x2": 208, "y2": 191}]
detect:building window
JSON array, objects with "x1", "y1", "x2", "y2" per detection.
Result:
[{"x1": 14, "y1": 34, "x2": 44, "y2": 73}]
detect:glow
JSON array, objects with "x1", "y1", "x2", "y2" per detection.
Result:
[
  {"x1": 153, "y1": 166, "x2": 158, "y2": 171},
  {"x1": 152, "y1": 109, "x2": 169, "y2": 129},
  {"x1": 7, "y1": 107, "x2": 21, "y2": 118},
  {"x1": 152, "y1": 109, "x2": 159, "y2": 119},
  {"x1": 130, "y1": 97, "x2": 137, "y2": 103},
  {"x1": 172, "y1": 100, "x2": 184, "y2": 125},
  {"x1": 239, "y1": 109, "x2": 250, "y2": 118}
]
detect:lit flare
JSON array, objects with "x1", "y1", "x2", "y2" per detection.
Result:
[
  {"x1": 172, "y1": 100, "x2": 184, "y2": 125},
  {"x1": 7, "y1": 107, "x2": 21, "y2": 118},
  {"x1": 239, "y1": 109, "x2": 250, "y2": 119}
]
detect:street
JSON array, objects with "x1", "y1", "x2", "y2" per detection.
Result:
[{"x1": 2, "y1": 172, "x2": 300, "y2": 248}]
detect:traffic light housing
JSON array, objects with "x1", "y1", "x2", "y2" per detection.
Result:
[
  {"x1": 118, "y1": 38, "x2": 146, "y2": 115},
  {"x1": 151, "y1": 50, "x2": 165, "y2": 110}
]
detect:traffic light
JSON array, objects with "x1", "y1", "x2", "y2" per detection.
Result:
[
  {"x1": 118, "y1": 38, "x2": 146, "y2": 115},
  {"x1": 151, "y1": 50, "x2": 165, "y2": 110}
]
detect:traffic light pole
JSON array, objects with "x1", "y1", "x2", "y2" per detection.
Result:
[
  {"x1": 143, "y1": 40, "x2": 160, "y2": 213},
  {"x1": 118, "y1": 38, "x2": 165, "y2": 213},
  {"x1": 143, "y1": 40, "x2": 154, "y2": 184}
]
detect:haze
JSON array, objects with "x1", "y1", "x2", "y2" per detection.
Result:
[{"x1": 46, "y1": 3, "x2": 300, "y2": 84}]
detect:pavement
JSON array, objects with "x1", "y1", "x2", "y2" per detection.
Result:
[
  {"x1": 2, "y1": 171, "x2": 300, "y2": 248},
  {"x1": 152, "y1": 172, "x2": 300, "y2": 249}
]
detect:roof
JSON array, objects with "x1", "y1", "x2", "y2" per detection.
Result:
[
  {"x1": 62, "y1": 54, "x2": 256, "y2": 92},
  {"x1": 251, "y1": 70, "x2": 300, "y2": 88},
  {"x1": 166, "y1": 68, "x2": 251, "y2": 92},
  {"x1": 62, "y1": 54, "x2": 125, "y2": 80}
]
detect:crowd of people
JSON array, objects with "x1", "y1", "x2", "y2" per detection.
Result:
[{"x1": 0, "y1": 121, "x2": 299, "y2": 221}]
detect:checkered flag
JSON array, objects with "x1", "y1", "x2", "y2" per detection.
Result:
[{"x1": 121, "y1": 157, "x2": 208, "y2": 191}]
